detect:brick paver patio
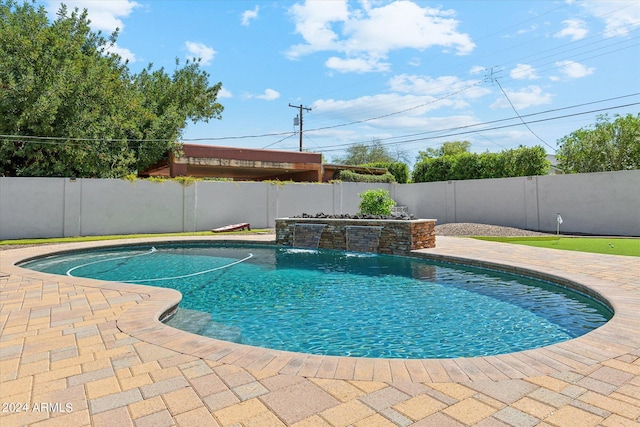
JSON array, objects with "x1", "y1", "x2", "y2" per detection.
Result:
[{"x1": 1, "y1": 235, "x2": 639, "y2": 426}]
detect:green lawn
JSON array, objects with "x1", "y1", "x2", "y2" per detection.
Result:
[
  {"x1": 473, "y1": 236, "x2": 640, "y2": 257},
  {"x1": 0, "y1": 229, "x2": 271, "y2": 247}
]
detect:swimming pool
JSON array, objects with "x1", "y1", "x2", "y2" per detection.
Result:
[{"x1": 20, "y1": 243, "x2": 613, "y2": 359}]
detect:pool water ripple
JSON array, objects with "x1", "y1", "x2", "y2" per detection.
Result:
[{"x1": 20, "y1": 243, "x2": 612, "y2": 359}]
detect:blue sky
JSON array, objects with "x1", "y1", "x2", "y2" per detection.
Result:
[{"x1": 42, "y1": 0, "x2": 640, "y2": 165}]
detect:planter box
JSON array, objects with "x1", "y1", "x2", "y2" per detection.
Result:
[{"x1": 275, "y1": 218, "x2": 436, "y2": 255}]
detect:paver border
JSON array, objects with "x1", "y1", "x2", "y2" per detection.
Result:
[{"x1": 2, "y1": 235, "x2": 639, "y2": 384}]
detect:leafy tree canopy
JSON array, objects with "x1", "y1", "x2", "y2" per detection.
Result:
[
  {"x1": 362, "y1": 161, "x2": 409, "y2": 183},
  {"x1": 412, "y1": 145, "x2": 549, "y2": 183},
  {"x1": 331, "y1": 139, "x2": 410, "y2": 183},
  {"x1": 416, "y1": 140, "x2": 471, "y2": 162},
  {"x1": 335, "y1": 169, "x2": 396, "y2": 183},
  {"x1": 332, "y1": 139, "x2": 396, "y2": 165},
  {"x1": 0, "y1": 0, "x2": 223, "y2": 177},
  {"x1": 556, "y1": 113, "x2": 640, "y2": 173}
]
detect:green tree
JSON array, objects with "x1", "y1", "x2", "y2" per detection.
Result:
[
  {"x1": 453, "y1": 153, "x2": 482, "y2": 180},
  {"x1": 362, "y1": 161, "x2": 409, "y2": 183},
  {"x1": 412, "y1": 145, "x2": 549, "y2": 183},
  {"x1": 335, "y1": 170, "x2": 396, "y2": 183},
  {"x1": 513, "y1": 145, "x2": 549, "y2": 176},
  {"x1": 556, "y1": 114, "x2": 640, "y2": 173},
  {"x1": 416, "y1": 140, "x2": 471, "y2": 162},
  {"x1": 0, "y1": 1, "x2": 223, "y2": 177},
  {"x1": 412, "y1": 156, "x2": 457, "y2": 182},
  {"x1": 332, "y1": 139, "x2": 395, "y2": 165},
  {"x1": 478, "y1": 145, "x2": 549, "y2": 178}
]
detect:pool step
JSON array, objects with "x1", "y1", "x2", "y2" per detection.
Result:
[
  {"x1": 163, "y1": 308, "x2": 212, "y2": 335},
  {"x1": 163, "y1": 308, "x2": 242, "y2": 343},
  {"x1": 201, "y1": 322, "x2": 242, "y2": 343}
]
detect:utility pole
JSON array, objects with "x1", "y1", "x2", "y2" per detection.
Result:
[{"x1": 289, "y1": 103, "x2": 311, "y2": 152}]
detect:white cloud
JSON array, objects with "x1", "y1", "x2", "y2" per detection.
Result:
[
  {"x1": 46, "y1": 0, "x2": 140, "y2": 32},
  {"x1": 257, "y1": 88, "x2": 280, "y2": 100},
  {"x1": 310, "y1": 72, "x2": 490, "y2": 132},
  {"x1": 287, "y1": 1, "x2": 349, "y2": 58},
  {"x1": 287, "y1": 1, "x2": 475, "y2": 73},
  {"x1": 241, "y1": 6, "x2": 259, "y2": 26},
  {"x1": 491, "y1": 86, "x2": 553, "y2": 110},
  {"x1": 185, "y1": 41, "x2": 216, "y2": 66},
  {"x1": 411, "y1": 114, "x2": 480, "y2": 131},
  {"x1": 469, "y1": 66, "x2": 486, "y2": 75},
  {"x1": 314, "y1": 94, "x2": 418, "y2": 116},
  {"x1": 578, "y1": 0, "x2": 640, "y2": 37},
  {"x1": 555, "y1": 19, "x2": 588, "y2": 41},
  {"x1": 308, "y1": 127, "x2": 367, "y2": 144},
  {"x1": 246, "y1": 89, "x2": 280, "y2": 101},
  {"x1": 325, "y1": 56, "x2": 390, "y2": 73},
  {"x1": 388, "y1": 74, "x2": 489, "y2": 99},
  {"x1": 502, "y1": 23, "x2": 539, "y2": 39},
  {"x1": 105, "y1": 43, "x2": 136, "y2": 62},
  {"x1": 341, "y1": 2, "x2": 475, "y2": 55},
  {"x1": 312, "y1": 94, "x2": 435, "y2": 128},
  {"x1": 217, "y1": 87, "x2": 233, "y2": 98},
  {"x1": 555, "y1": 60, "x2": 595, "y2": 78},
  {"x1": 517, "y1": 24, "x2": 539, "y2": 36},
  {"x1": 374, "y1": 113, "x2": 478, "y2": 130},
  {"x1": 510, "y1": 64, "x2": 538, "y2": 80},
  {"x1": 313, "y1": 94, "x2": 472, "y2": 130}
]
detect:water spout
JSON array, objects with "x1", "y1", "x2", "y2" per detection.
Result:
[{"x1": 293, "y1": 223, "x2": 327, "y2": 249}]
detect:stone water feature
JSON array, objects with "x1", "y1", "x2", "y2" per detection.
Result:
[
  {"x1": 345, "y1": 226, "x2": 383, "y2": 252},
  {"x1": 293, "y1": 223, "x2": 327, "y2": 249},
  {"x1": 276, "y1": 216, "x2": 436, "y2": 255}
]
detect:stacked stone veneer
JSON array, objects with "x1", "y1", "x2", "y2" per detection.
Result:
[{"x1": 275, "y1": 218, "x2": 436, "y2": 255}]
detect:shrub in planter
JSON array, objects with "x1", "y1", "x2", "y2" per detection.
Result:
[{"x1": 359, "y1": 189, "x2": 396, "y2": 216}]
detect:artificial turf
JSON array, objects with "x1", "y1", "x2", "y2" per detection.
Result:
[{"x1": 472, "y1": 236, "x2": 640, "y2": 257}]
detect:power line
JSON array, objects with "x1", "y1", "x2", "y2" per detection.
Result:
[
  {"x1": 311, "y1": 93, "x2": 640, "y2": 150},
  {"x1": 507, "y1": 32, "x2": 639, "y2": 80},
  {"x1": 261, "y1": 133, "x2": 295, "y2": 150},
  {"x1": 183, "y1": 3, "x2": 639, "y2": 151},
  {"x1": 292, "y1": 22, "x2": 637, "y2": 138},
  {"x1": 317, "y1": 101, "x2": 640, "y2": 153},
  {"x1": 184, "y1": 130, "x2": 294, "y2": 142},
  {"x1": 303, "y1": 80, "x2": 485, "y2": 134},
  {"x1": 317, "y1": 2, "x2": 637, "y2": 118},
  {"x1": 443, "y1": 4, "x2": 639, "y2": 84},
  {"x1": 2, "y1": 95, "x2": 638, "y2": 148},
  {"x1": 492, "y1": 77, "x2": 556, "y2": 152}
]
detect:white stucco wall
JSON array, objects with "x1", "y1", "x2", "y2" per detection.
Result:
[
  {"x1": 1, "y1": 170, "x2": 638, "y2": 239},
  {"x1": 195, "y1": 181, "x2": 268, "y2": 231},
  {"x1": 0, "y1": 177, "x2": 66, "y2": 239},
  {"x1": 534, "y1": 171, "x2": 640, "y2": 235}
]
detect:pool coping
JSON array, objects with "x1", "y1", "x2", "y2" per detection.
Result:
[{"x1": 2, "y1": 235, "x2": 639, "y2": 383}]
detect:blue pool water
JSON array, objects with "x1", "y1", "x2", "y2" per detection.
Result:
[{"x1": 20, "y1": 243, "x2": 613, "y2": 359}]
